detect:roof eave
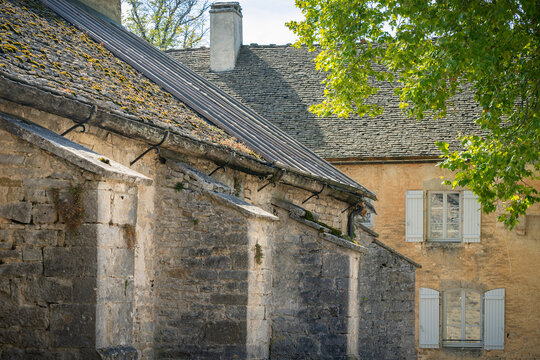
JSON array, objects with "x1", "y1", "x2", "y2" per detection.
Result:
[{"x1": 0, "y1": 74, "x2": 374, "y2": 203}]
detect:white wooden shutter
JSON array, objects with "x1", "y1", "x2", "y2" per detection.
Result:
[
  {"x1": 406, "y1": 190, "x2": 424, "y2": 242},
  {"x1": 463, "y1": 190, "x2": 481, "y2": 242},
  {"x1": 419, "y1": 287, "x2": 440, "y2": 348},
  {"x1": 484, "y1": 288, "x2": 505, "y2": 350}
]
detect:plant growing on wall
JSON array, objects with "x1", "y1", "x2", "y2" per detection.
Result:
[{"x1": 52, "y1": 184, "x2": 85, "y2": 232}]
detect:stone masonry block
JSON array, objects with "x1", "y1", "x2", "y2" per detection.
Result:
[
  {"x1": 109, "y1": 248, "x2": 134, "y2": 278},
  {"x1": 22, "y1": 248, "x2": 42, "y2": 262},
  {"x1": 0, "y1": 201, "x2": 32, "y2": 223},
  {"x1": 44, "y1": 247, "x2": 96, "y2": 277},
  {"x1": 322, "y1": 253, "x2": 349, "y2": 278},
  {"x1": 83, "y1": 189, "x2": 111, "y2": 224},
  {"x1": 203, "y1": 321, "x2": 246, "y2": 344},
  {"x1": 0, "y1": 262, "x2": 42, "y2": 277},
  {"x1": 50, "y1": 304, "x2": 96, "y2": 347},
  {"x1": 15, "y1": 229, "x2": 59, "y2": 246},
  {"x1": 22, "y1": 276, "x2": 72, "y2": 305},
  {"x1": 111, "y1": 193, "x2": 137, "y2": 226},
  {"x1": 31, "y1": 203, "x2": 57, "y2": 224}
]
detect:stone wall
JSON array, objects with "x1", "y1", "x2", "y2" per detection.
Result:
[
  {"x1": 152, "y1": 159, "x2": 277, "y2": 359},
  {"x1": 270, "y1": 207, "x2": 357, "y2": 359},
  {"x1": 357, "y1": 241, "x2": 416, "y2": 359},
  {"x1": 337, "y1": 161, "x2": 540, "y2": 359},
  {"x1": 0, "y1": 101, "x2": 419, "y2": 359},
  {"x1": 0, "y1": 128, "x2": 139, "y2": 358}
]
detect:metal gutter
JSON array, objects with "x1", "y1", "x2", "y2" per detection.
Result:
[{"x1": 0, "y1": 74, "x2": 375, "y2": 203}]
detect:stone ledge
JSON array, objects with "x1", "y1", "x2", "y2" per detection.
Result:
[
  {"x1": 206, "y1": 191, "x2": 278, "y2": 221},
  {"x1": 0, "y1": 112, "x2": 151, "y2": 185},
  {"x1": 290, "y1": 214, "x2": 367, "y2": 254},
  {"x1": 371, "y1": 239, "x2": 422, "y2": 268}
]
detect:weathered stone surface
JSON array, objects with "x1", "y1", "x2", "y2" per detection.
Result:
[
  {"x1": 203, "y1": 321, "x2": 247, "y2": 344},
  {"x1": 44, "y1": 246, "x2": 97, "y2": 277},
  {"x1": 97, "y1": 346, "x2": 138, "y2": 360},
  {"x1": 50, "y1": 304, "x2": 96, "y2": 347},
  {"x1": 0, "y1": 201, "x2": 32, "y2": 223},
  {"x1": 31, "y1": 203, "x2": 57, "y2": 224}
]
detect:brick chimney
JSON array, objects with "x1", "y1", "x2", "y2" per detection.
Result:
[
  {"x1": 210, "y1": 2, "x2": 243, "y2": 72},
  {"x1": 77, "y1": 0, "x2": 121, "y2": 24}
]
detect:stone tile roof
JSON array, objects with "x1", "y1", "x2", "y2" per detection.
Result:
[
  {"x1": 0, "y1": 0, "x2": 253, "y2": 156},
  {"x1": 169, "y1": 45, "x2": 483, "y2": 160}
]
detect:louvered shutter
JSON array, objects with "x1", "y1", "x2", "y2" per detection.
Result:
[
  {"x1": 419, "y1": 287, "x2": 439, "y2": 348},
  {"x1": 463, "y1": 191, "x2": 481, "y2": 242},
  {"x1": 484, "y1": 288, "x2": 505, "y2": 350},
  {"x1": 406, "y1": 190, "x2": 424, "y2": 242}
]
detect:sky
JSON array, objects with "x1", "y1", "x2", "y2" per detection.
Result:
[
  {"x1": 121, "y1": 0, "x2": 304, "y2": 46},
  {"x1": 240, "y1": 0, "x2": 303, "y2": 45}
]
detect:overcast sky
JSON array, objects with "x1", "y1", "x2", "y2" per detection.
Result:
[{"x1": 240, "y1": 0, "x2": 303, "y2": 45}]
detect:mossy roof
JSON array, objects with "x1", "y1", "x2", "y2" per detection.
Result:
[{"x1": 0, "y1": 0, "x2": 254, "y2": 155}]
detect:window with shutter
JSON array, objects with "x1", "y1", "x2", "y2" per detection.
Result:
[
  {"x1": 419, "y1": 287, "x2": 440, "y2": 348},
  {"x1": 406, "y1": 190, "x2": 424, "y2": 242},
  {"x1": 484, "y1": 288, "x2": 505, "y2": 350},
  {"x1": 420, "y1": 287, "x2": 505, "y2": 350},
  {"x1": 442, "y1": 289, "x2": 482, "y2": 348}
]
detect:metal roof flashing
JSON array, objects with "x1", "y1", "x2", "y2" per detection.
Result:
[{"x1": 38, "y1": 0, "x2": 375, "y2": 200}]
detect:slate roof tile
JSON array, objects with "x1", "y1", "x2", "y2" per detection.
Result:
[{"x1": 169, "y1": 45, "x2": 483, "y2": 159}]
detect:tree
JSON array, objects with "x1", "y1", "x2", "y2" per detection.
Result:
[
  {"x1": 123, "y1": 0, "x2": 210, "y2": 50},
  {"x1": 288, "y1": 0, "x2": 539, "y2": 228}
]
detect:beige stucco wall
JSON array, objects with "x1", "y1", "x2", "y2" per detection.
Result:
[{"x1": 335, "y1": 161, "x2": 540, "y2": 359}]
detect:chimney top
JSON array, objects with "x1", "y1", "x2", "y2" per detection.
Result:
[
  {"x1": 210, "y1": 2, "x2": 243, "y2": 72},
  {"x1": 210, "y1": 2, "x2": 242, "y2": 15}
]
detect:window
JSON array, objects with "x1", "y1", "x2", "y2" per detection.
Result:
[
  {"x1": 428, "y1": 192, "x2": 460, "y2": 241},
  {"x1": 406, "y1": 190, "x2": 481, "y2": 243},
  {"x1": 419, "y1": 287, "x2": 505, "y2": 350},
  {"x1": 443, "y1": 289, "x2": 482, "y2": 347}
]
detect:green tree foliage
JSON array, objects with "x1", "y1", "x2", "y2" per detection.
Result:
[
  {"x1": 123, "y1": 0, "x2": 210, "y2": 49},
  {"x1": 288, "y1": 0, "x2": 539, "y2": 228}
]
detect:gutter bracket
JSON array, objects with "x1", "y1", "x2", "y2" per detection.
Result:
[
  {"x1": 302, "y1": 183, "x2": 326, "y2": 204},
  {"x1": 130, "y1": 130, "x2": 169, "y2": 166},
  {"x1": 208, "y1": 152, "x2": 233, "y2": 176},
  {"x1": 61, "y1": 105, "x2": 97, "y2": 136},
  {"x1": 257, "y1": 169, "x2": 285, "y2": 192}
]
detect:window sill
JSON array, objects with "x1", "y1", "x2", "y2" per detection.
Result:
[{"x1": 443, "y1": 341, "x2": 482, "y2": 349}]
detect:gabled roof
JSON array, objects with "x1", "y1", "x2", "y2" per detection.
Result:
[
  {"x1": 169, "y1": 45, "x2": 483, "y2": 161},
  {"x1": 0, "y1": 0, "x2": 373, "y2": 198}
]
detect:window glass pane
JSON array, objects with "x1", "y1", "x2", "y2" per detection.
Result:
[
  {"x1": 430, "y1": 224, "x2": 443, "y2": 239},
  {"x1": 465, "y1": 325, "x2": 481, "y2": 340},
  {"x1": 446, "y1": 307, "x2": 461, "y2": 327},
  {"x1": 430, "y1": 193, "x2": 444, "y2": 239},
  {"x1": 465, "y1": 290, "x2": 481, "y2": 308},
  {"x1": 446, "y1": 291, "x2": 461, "y2": 307},
  {"x1": 466, "y1": 307, "x2": 481, "y2": 325},
  {"x1": 446, "y1": 325, "x2": 461, "y2": 340},
  {"x1": 431, "y1": 193, "x2": 443, "y2": 208}
]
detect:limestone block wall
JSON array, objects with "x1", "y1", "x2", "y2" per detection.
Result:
[
  {"x1": 153, "y1": 160, "x2": 259, "y2": 359},
  {"x1": 357, "y1": 242, "x2": 416, "y2": 359},
  {"x1": 0, "y1": 128, "x2": 139, "y2": 358},
  {"x1": 270, "y1": 208, "x2": 357, "y2": 359}
]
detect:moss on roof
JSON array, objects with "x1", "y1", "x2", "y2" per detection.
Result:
[{"x1": 0, "y1": 0, "x2": 255, "y2": 156}]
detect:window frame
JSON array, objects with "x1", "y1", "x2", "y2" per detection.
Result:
[
  {"x1": 427, "y1": 191, "x2": 462, "y2": 242},
  {"x1": 442, "y1": 288, "x2": 483, "y2": 349}
]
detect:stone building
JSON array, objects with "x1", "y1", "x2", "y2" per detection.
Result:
[
  {"x1": 171, "y1": 6, "x2": 540, "y2": 360},
  {"x1": 0, "y1": 0, "x2": 418, "y2": 359}
]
